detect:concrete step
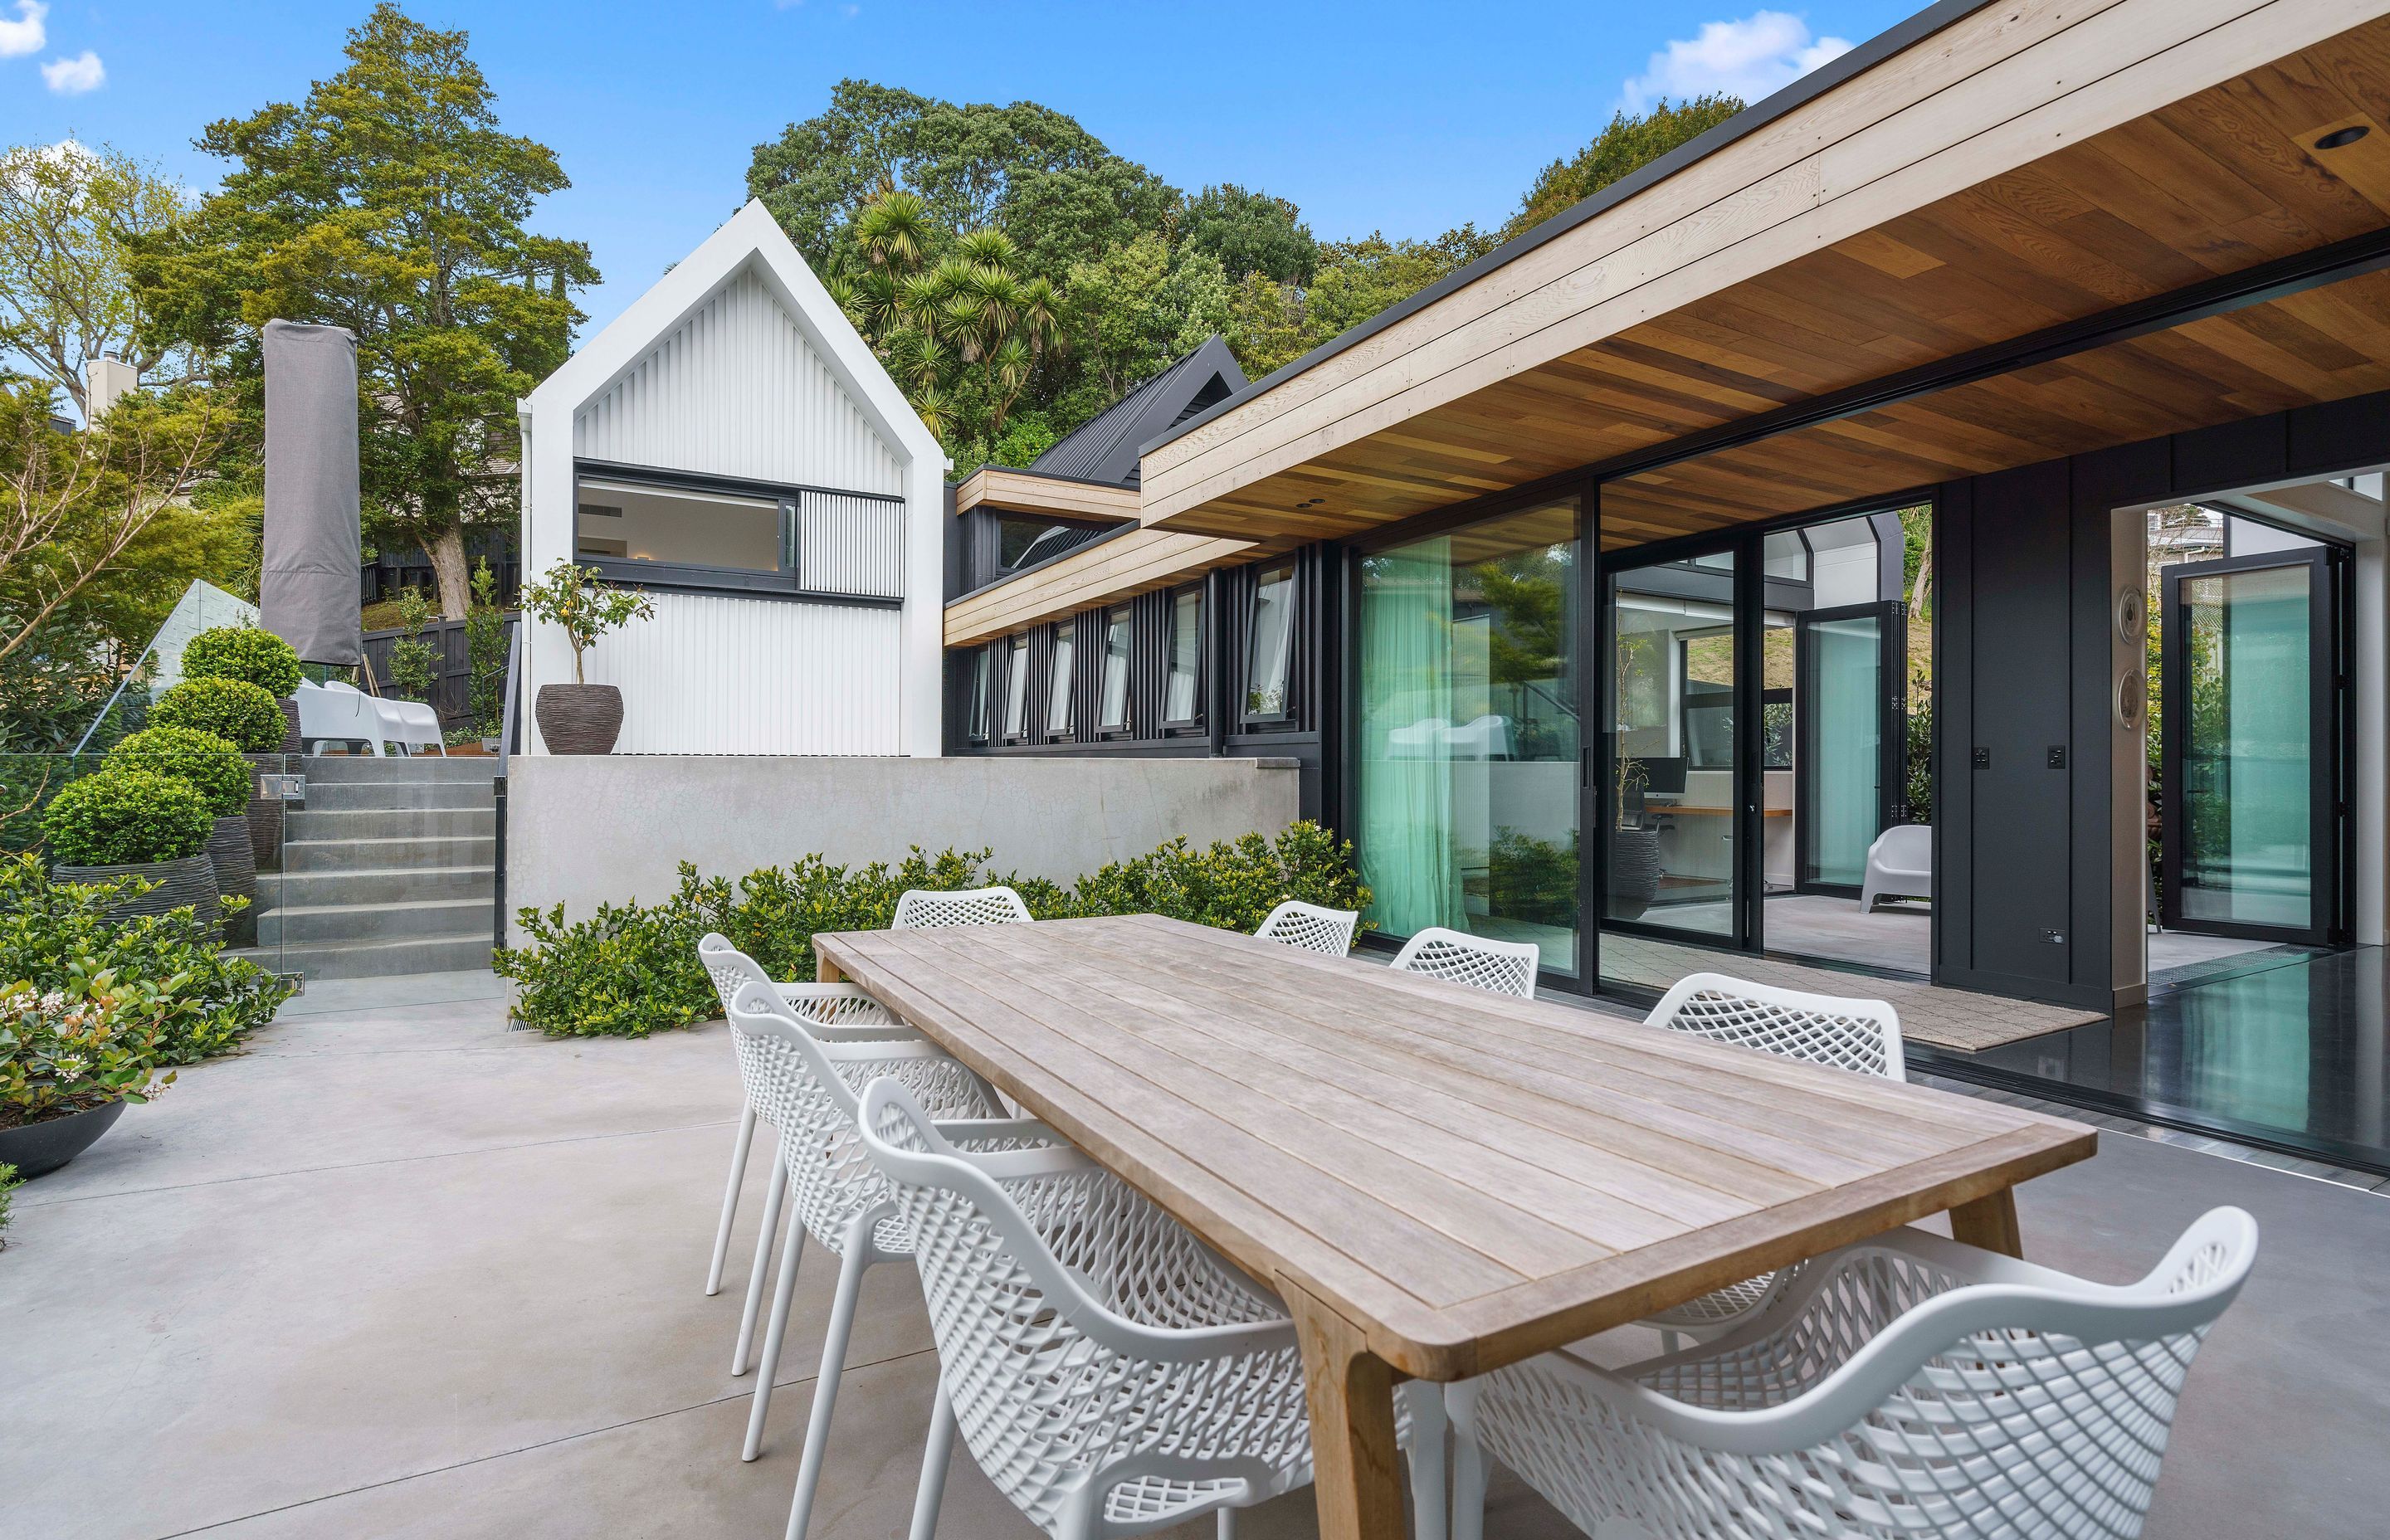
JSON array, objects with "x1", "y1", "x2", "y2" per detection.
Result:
[
  {"x1": 260, "y1": 865, "x2": 495, "y2": 909},
  {"x1": 234, "y1": 932, "x2": 494, "y2": 980},
  {"x1": 285, "y1": 807, "x2": 495, "y2": 841},
  {"x1": 258, "y1": 895, "x2": 494, "y2": 946},
  {"x1": 300, "y1": 754, "x2": 502, "y2": 784},
  {"x1": 299, "y1": 778, "x2": 494, "y2": 811},
  {"x1": 285, "y1": 835, "x2": 495, "y2": 873}
]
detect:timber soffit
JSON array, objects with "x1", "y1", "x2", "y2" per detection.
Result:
[{"x1": 1135, "y1": 0, "x2": 2002, "y2": 461}]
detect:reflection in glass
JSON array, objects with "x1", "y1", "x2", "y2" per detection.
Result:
[
  {"x1": 1165, "y1": 588, "x2": 1202, "y2": 723},
  {"x1": 1355, "y1": 502, "x2": 1578, "y2": 974},
  {"x1": 1245, "y1": 563, "x2": 1295, "y2": 717},
  {"x1": 1608, "y1": 549, "x2": 1737, "y2": 936},
  {"x1": 1004, "y1": 634, "x2": 1029, "y2": 738},
  {"x1": 2179, "y1": 565, "x2": 2311, "y2": 928},
  {"x1": 1047, "y1": 620, "x2": 1076, "y2": 736},
  {"x1": 1099, "y1": 607, "x2": 1131, "y2": 730},
  {"x1": 968, "y1": 648, "x2": 990, "y2": 743}
]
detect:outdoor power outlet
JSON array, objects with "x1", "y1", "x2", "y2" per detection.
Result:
[
  {"x1": 1971, "y1": 747, "x2": 1990, "y2": 768},
  {"x1": 2046, "y1": 746, "x2": 2068, "y2": 769}
]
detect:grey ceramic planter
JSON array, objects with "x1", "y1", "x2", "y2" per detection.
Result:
[
  {"x1": 535, "y1": 684, "x2": 623, "y2": 754},
  {"x1": 0, "y1": 1099, "x2": 126, "y2": 1179},
  {"x1": 207, "y1": 814, "x2": 258, "y2": 945},
  {"x1": 51, "y1": 852, "x2": 221, "y2": 928}
]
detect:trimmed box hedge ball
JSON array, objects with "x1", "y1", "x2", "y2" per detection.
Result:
[
  {"x1": 106, "y1": 726, "x2": 252, "y2": 816},
  {"x1": 178, "y1": 626, "x2": 302, "y2": 698},
  {"x1": 149, "y1": 677, "x2": 289, "y2": 753},
  {"x1": 41, "y1": 768, "x2": 214, "y2": 866}
]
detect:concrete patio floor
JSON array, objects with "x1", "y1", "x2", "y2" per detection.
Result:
[{"x1": 3, "y1": 971, "x2": 2386, "y2": 1539}]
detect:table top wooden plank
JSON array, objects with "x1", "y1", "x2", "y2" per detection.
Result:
[{"x1": 814, "y1": 914, "x2": 2096, "y2": 1380}]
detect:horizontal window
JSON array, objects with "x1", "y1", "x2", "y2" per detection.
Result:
[
  {"x1": 578, "y1": 477, "x2": 782, "y2": 573},
  {"x1": 573, "y1": 465, "x2": 902, "y2": 602}
]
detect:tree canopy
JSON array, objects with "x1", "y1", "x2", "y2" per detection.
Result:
[{"x1": 132, "y1": 2, "x2": 597, "y2": 618}]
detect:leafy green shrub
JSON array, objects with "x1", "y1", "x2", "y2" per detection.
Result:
[
  {"x1": 496, "y1": 822, "x2": 1371, "y2": 1038},
  {"x1": 0, "y1": 980, "x2": 174, "y2": 1130},
  {"x1": 465, "y1": 559, "x2": 508, "y2": 735},
  {"x1": 0, "y1": 855, "x2": 291, "y2": 1064},
  {"x1": 0, "y1": 1161, "x2": 17, "y2": 1248},
  {"x1": 149, "y1": 677, "x2": 287, "y2": 753},
  {"x1": 41, "y1": 769, "x2": 212, "y2": 866},
  {"x1": 106, "y1": 726, "x2": 251, "y2": 816},
  {"x1": 179, "y1": 626, "x2": 302, "y2": 698},
  {"x1": 387, "y1": 587, "x2": 439, "y2": 703}
]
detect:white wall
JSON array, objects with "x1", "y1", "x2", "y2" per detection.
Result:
[{"x1": 580, "y1": 591, "x2": 901, "y2": 753}]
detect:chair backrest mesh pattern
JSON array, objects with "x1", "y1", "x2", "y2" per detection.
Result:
[
  {"x1": 1474, "y1": 1230, "x2": 2248, "y2": 1540},
  {"x1": 697, "y1": 933, "x2": 899, "y2": 1031},
  {"x1": 892, "y1": 885, "x2": 1035, "y2": 930},
  {"x1": 1254, "y1": 900, "x2": 1358, "y2": 957},
  {"x1": 1646, "y1": 972, "x2": 1905, "y2": 1081},
  {"x1": 726, "y1": 985, "x2": 994, "y2": 1253},
  {"x1": 866, "y1": 1089, "x2": 1309, "y2": 1535},
  {"x1": 1390, "y1": 927, "x2": 1539, "y2": 997}
]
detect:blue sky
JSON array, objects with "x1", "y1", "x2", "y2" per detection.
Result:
[{"x1": 2, "y1": 2, "x2": 1923, "y2": 337}]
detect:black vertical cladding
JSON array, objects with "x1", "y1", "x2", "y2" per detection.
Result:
[{"x1": 1932, "y1": 480, "x2": 1970, "y2": 979}]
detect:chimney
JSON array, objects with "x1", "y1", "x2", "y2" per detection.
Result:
[{"x1": 85, "y1": 355, "x2": 138, "y2": 425}]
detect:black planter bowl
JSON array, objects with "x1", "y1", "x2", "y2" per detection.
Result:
[
  {"x1": 0, "y1": 1099, "x2": 127, "y2": 1179},
  {"x1": 51, "y1": 853, "x2": 221, "y2": 928}
]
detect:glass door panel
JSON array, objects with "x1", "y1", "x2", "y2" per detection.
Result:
[
  {"x1": 1604, "y1": 547, "x2": 1740, "y2": 939},
  {"x1": 2163, "y1": 550, "x2": 2337, "y2": 942},
  {"x1": 1794, "y1": 602, "x2": 1905, "y2": 893},
  {"x1": 1355, "y1": 501, "x2": 1580, "y2": 977}
]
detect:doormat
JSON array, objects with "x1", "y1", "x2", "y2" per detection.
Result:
[{"x1": 1599, "y1": 935, "x2": 2106, "y2": 1052}]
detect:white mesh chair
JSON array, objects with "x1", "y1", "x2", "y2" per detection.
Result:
[
  {"x1": 1390, "y1": 927, "x2": 1539, "y2": 998},
  {"x1": 722, "y1": 982, "x2": 1016, "y2": 1540},
  {"x1": 892, "y1": 885, "x2": 1034, "y2": 929},
  {"x1": 1254, "y1": 899, "x2": 1358, "y2": 956},
  {"x1": 696, "y1": 935, "x2": 915, "y2": 1304},
  {"x1": 860, "y1": 1079, "x2": 1447, "y2": 1540},
  {"x1": 1639, "y1": 972, "x2": 1907, "y2": 1348},
  {"x1": 1450, "y1": 1207, "x2": 2257, "y2": 1540}
]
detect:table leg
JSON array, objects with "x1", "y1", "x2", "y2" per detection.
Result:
[
  {"x1": 1949, "y1": 1187, "x2": 2022, "y2": 1258},
  {"x1": 1285, "y1": 1280, "x2": 1407, "y2": 1540},
  {"x1": 815, "y1": 954, "x2": 844, "y2": 984}
]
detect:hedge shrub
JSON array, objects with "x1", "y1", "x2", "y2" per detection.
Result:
[
  {"x1": 0, "y1": 855, "x2": 291, "y2": 1064},
  {"x1": 497, "y1": 821, "x2": 1370, "y2": 1038},
  {"x1": 148, "y1": 677, "x2": 288, "y2": 753},
  {"x1": 41, "y1": 769, "x2": 212, "y2": 866},
  {"x1": 149, "y1": 677, "x2": 288, "y2": 753},
  {"x1": 179, "y1": 626, "x2": 303, "y2": 698},
  {"x1": 106, "y1": 727, "x2": 251, "y2": 816}
]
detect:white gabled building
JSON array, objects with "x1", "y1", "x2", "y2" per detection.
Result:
[{"x1": 517, "y1": 199, "x2": 947, "y2": 755}]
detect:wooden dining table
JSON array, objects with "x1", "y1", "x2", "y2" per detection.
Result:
[{"x1": 812, "y1": 914, "x2": 2096, "y2": 1540}]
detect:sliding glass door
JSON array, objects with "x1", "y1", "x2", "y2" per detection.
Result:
[
  {"x1": 1354, "y1": 500, "x2": 1582, "y2": 978},
  {"x1": 1793, "y1": 602, "x2": 1906, "y2": 894}
]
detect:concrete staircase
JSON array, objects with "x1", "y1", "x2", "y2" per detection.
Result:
[{"x1": 247, "y1": 755, "x2": 500, "y2": 979}]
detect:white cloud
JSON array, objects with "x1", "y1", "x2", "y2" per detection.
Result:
[
  {"x1": 41, "y1": 48, "x2": 103, "y2": 95},
  {"x1": 1622, "y1": 11, "x2": 1852, "y2": 113},
  {"x1": 0, "y1": 0, "x2": 46, "y2": 60}
]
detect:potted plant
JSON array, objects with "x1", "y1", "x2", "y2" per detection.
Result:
[
  {"x1": 519, "y1": 561, "x2": 654, "y2": 754},
  {"x1": 107, "y1": 726, "x2": 256, "y2": 943},
  {"x1": 41, "y1": 768, "x2": 220, "y2": 925},
  {"x1": 0, "y1": 980, "x2": 173, "y2": 1178},
  {"x1": 181, "y1": 624, "x2": 305, "y2": 752},
  {"x1": 149, "y1": 675, "x2": 292, "y2": 869},
  {"x1": 1609, "y1": 753, "x2": 1662, "y2": 921}
]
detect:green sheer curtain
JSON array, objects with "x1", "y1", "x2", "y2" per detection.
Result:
[{"x1": 1359, "y1": 539, "x2": 1464, "y2": 937}]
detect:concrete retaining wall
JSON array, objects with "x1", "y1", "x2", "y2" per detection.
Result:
[{"x1": 505, "y1": 754, "x2": 1302, "y2": 938}]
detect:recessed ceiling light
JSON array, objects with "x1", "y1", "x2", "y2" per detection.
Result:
[{"x1": 2315, "y1": 124, "x2": 2371, "y2": 151}]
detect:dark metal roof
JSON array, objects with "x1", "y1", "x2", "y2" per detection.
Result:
[
  {"x1": 1035, "y1": 334, "x2": 1246, "y2": 486},
  {"x1": 1140, "y1": 0, "x2": 1997, "y2": 460}
]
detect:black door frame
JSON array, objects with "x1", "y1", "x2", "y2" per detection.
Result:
[
  {"x1": 1792, "y1": 600, "x2": 1910, "y2": 898},
  {"x1": 2158, "y1": 543, "x2": 2347, "y2": 947}
]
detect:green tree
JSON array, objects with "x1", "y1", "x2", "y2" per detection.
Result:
[
  {"x1": 1505, "y1": 95, "x2": 1745, "y2": 239},
  {"x1": 1060, "y1": 234, "x2": 1230, "y2": 410},
  {"x1": 1224, "y1": 227, "x2": 1495, "y2": 378},
  {"x1": 1181, "y1": 183, "x2": 1316, "y2": 285},
  {"x1": 133, "y1": 3, "x2": 597, "y2": 621},
  {"x1": 0, "y1": 141, "x2": 193, "y2": 417}
]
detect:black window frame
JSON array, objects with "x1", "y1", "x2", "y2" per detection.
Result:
[
  {"x1": 1045, "y1": 617, "x2": 1078, "y2": 742},
  {"x1": 965, "y1": 645, "x2": 993, "y2": 744},
  {"x1": 1240, "y1": 559, "x2": 1300, "y2": 726},
  {"x1": 1162, "y1": 583, "x2": 1206, "y2": 732},
  {"x1": 1095, "y1": 604, "x2": 1134, "y2": 736},
  {"x1": 571, "y1": 459, "x2": 904, "y2": 607},
  {"x1": 1001, "y1": 631, "x2": 1033, "y2": 743}
]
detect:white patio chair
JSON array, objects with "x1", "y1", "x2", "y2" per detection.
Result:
[
  {"x1": 1254, "y1": 899, "x2": 1358, "y2": 956},
  {"x1": 858, "y1": 1078, "x2": 1448, "y2": 1540},
  {"x1": 1450, "y1": 1206, "x2": 2258, "y2": 1540},
  {"x1": 294, "y1": 678, "x2": 379, "y2": 754},
  {"x1": 1859, "y1": 821, "x2": 1932, "y2": 911},
  {"x1": 696, "y1": 935, "x2": 915, "y2": 1305},
  {"x1": 1640, "y1": 972, "x2": 1905, "y2": 1348},
  {"x1": 892, "y1": 884, "x2": 1033, "y2": 929},
  {"x1": 1390, "y1": 927, "x2": 1539, "y2": 998},
  {"x1": 723, "y1": 982, "x2": 1017, "y2": 1538}
]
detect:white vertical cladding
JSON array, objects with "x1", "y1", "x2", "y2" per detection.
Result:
[
  {"x1": 572, "y1": 265, "x2": 903, "y2": 497},
  {"x1": 799, "y1": 490, "x2": 905, "y2": 599},
  {"x1": 583, "y1": 590, "x2": 900, "y2": 754}
]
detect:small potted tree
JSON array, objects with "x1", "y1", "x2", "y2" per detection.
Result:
[
  {"x1": 149, "y1": 676, "x2": 291, "y2": 869},
  {"x1": 0, "y1": 981, "x2": 173, "y2": 1178},
  {"x1": 179, "y1": 625, "x2": 305, "y2": 754},
  {"x1": 41, "y1": 768, "x2": 220, "y2": 925},
  {"x1": 106, "y1": 726, "x2": 256, "y2": 943},
  {"x1": 519, "y1": 561, "x2": 654, "y2": 754}
]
